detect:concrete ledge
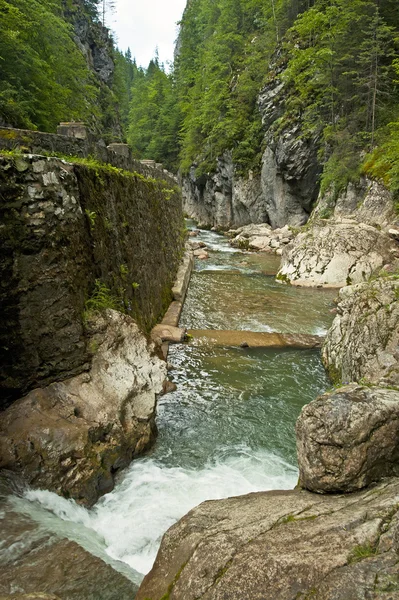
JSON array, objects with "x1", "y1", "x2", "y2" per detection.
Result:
[
  {"x1": 188, "y1": 330, "x2": 324, "y2": 348},
  {"x1": 171, "y1": 249, "x2": 194, "y2": 303},
  {"x1": 162, "y1": 301, "x2": 183, "y2": 328},
  {"x1": 151, "y1": 325, "x2": 187, "y2": 344},
  {"x1": 151, "y1": 248, "x2": 194, "y2": 359}
]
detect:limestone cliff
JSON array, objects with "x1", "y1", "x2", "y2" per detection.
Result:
[
  {"x1": 61, "y1": 0, "x2": 122, "y2": 137},
  {"x1": 182, "y1": 62, "x2": 321, "y2": 230},
  {"x1": 322, "y1": 276, "x2": 399, "y2": 386}
]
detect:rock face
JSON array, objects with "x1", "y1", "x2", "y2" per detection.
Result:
[
  {"x1": 277, "y1": 220, "x2": 398, "y2": 287},
  {"x1": 260, "y1": 131, "x2": 320, "y2": 229},
  {"x1": 0, "y1": 153, "x2": 183, "y2": 407},
  {"x1": 297, "y1": 384, "x2": 399, "y2": 493},
  {"x1": 314, "y1": 177, "x2": 398, "y2": 230},
  {"x1": 182, "y1": 67, "x2": 321, "y2": 230},
  {"x1": 182, "y1": 152, "x2": 268, "y2": 230},
  {"x1": 137, "y1": 477, "x2": 399, "y2": 600},
  {"x1": 0, "y1": 310, "x2": 166, "y2": 505},
  {"x1": 322, "y1": 277, "x2": 399, "y2": 385}
]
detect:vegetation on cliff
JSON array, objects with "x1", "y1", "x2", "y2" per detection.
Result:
[
  {"x1": 126, "y1": 0, "x2": 399, "y2": 193},
  {"x1": 2, "y1": 0, "x2": 399, "y2": 189},
  {"x1": 0, "y1": 0, "x2": 132, "y2": 138}
]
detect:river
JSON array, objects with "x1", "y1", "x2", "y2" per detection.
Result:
[{"x1": 2, "y1": 225, "x2": 336, "y2": 589}]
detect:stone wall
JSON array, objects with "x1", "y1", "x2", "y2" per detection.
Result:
[
  {"x1": 0, "y1": 126, "x2": 176, "y2": 183},
  {"x1": 0, "y1": 153, "x2": 184, "y2": 408}
]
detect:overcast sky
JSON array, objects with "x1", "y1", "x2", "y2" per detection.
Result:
[{"x1": 110, "y1": 0, "x2": 188, "y2": 68}]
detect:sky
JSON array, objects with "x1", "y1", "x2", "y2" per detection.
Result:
[{"x1": 109, "y1": 0, "x2": 188, "y2": 68}]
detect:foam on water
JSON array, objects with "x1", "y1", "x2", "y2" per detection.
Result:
[
  {"x1": 7, "y1": 221, "x2": 331, "y2": 586},
  {"x1": 24, "y1": 446, "x2": 297, "y2": 577}
]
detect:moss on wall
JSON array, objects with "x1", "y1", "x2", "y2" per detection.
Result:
[{"x1": 0, "y1": 153, "x2": 184, "y2": 408}]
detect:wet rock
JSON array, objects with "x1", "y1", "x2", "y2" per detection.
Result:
[
  {"x1": 296, "y1": 384, "x2": 399, "y2": 493},
  {"x1": 0, "y1": 498, "x2": 137, "y2": 600},
  {"x1": 193, "y1": 249, "x2": 209, "y2": 259},
  {"x1": 188, "y1": 240, "x2": 207, "y2": 250},
  {"x1": 322, "y1": 277, "x2": 399, "y2": 385},
  {"x1": 136, "y1": 477, "x2": 399, "y2": 600},
  {"x1": 277, "y1": 220, "x2": 398, "y2": 287},
  {"x1": 229, "y1": 223, "x2": 294, "y2": 253},
  {"x1": 0, "y1": 310, "x2": 166, "y2": 506},
  {"x1": 163, "y1": 380, "x2": 177, "y2": 394}
]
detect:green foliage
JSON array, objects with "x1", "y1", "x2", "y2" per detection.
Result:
[
  {"x1": 0, "y1": 0, "x2": 101, "y2": 131},
  {"x1": 127, "y1": 58, "x2": 180, "y2": 170},
  {"x1": 349, "y1": 542, "x2": 378, "y2": 563},
  {"x1": 84, "y1": 279, "x2": 121, "y2": 317},
  {"x1": 363, "y1": 121, "x2": 399, "y2": 200},
  {"x1": 282, "y1": 0, "x2": 399, "y2": 198},
  {"x1": 85, "y1": 209, "x2": 97, "y2": 230}
]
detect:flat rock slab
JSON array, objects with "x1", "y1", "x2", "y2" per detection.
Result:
[
  {"x1": 137, "y1": 478, "x2": 399, "y2": 600},
  {"x1": 189, "y1": 329, "x2": 324, "y2": 348}
]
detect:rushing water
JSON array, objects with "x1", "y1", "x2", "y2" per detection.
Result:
[{"x1": 5, "y1": 225, "x2": 336, "y2": 587}]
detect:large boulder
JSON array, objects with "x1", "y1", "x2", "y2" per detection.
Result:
[
  {"x1": 277, "y1": 220, "x2": 398, "y2": 287},
  {"x1": 228, "y1": 222, "x2": 294, "y2": 252},
  {"x1": 322, "y1": 277, "x2": 399, "y2": 385},
  {"x1": 136, "y1": 477, "x2": 399, "y2": 600},
  {"x1": 0, "y1": 310, "x2": 166, "y2": 505},
  {"x1": 296, "y1": 384, "x2": 399, "y2": 493}
]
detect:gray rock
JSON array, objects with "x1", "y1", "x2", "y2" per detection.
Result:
[
  {"x1": 314, "y1": 177, "x2": 398, "y2": 230},
  {"x1": 322, "y1": 277, "x2": 399, "y2": 385},
  {"x1": 296, "y1": 384, "x2": 399, "y2": 493},
  {"x1": 136, "y1": 477, "x2": 399, "y2": 600},
  {"x1": 277, "y1": 220, "x2": 398, "y2": 287},
  {"x1": 182, "y1": 68, "x2": 322, "y2": 230},
  {"x1": 229, "y1": 223, "x2": 294, "y2": 253},
  {"x1": 0, "y1": 310, "x2": 166, "y2": 506},
  {"x1": 0, "y1": 495, "x2": 136, "y2": 600}
]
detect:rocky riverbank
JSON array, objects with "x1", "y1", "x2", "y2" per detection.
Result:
[
  {"x1": 0, "y1": 310, "x2": 166, "y2": 506},
  {"x1": 137, "y1": 182, "x2": 399, "y2": 598}
]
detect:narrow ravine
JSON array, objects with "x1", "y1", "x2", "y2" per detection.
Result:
[{"x1": 5, "y1": 225, "x2": 336, "y2": 587}]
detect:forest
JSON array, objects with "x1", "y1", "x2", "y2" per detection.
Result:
[{"x1": 1, "y1": 0, "x2": 399, "y2": 196}]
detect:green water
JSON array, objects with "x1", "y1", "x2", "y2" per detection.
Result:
[{"x1": 10, "y1": 225, "x2": 336, "y2": 584}]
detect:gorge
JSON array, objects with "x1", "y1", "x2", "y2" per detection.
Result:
[{"x1": 1, "y1": 0, "x2": 399, "y2": 598}]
